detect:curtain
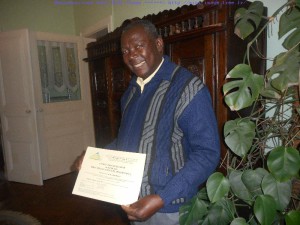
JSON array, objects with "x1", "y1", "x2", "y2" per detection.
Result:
[{"x1": 37, "y1": 40, "x2": 81, "y2": 103}]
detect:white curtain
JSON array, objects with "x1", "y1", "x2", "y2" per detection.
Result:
[{"x1": 37, "y1": 40, "x2": 80, "y2": 103}]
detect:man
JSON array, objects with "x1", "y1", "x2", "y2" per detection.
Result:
[{"x1": 106, "y1": 19, "x2": 221, "y2": 225}]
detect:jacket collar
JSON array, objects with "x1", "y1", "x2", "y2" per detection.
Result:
[{"x1": 129, "y1": 55, "x2": 177, "y2": 87}]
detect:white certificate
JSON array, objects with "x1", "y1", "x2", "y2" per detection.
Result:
[{"x1": 72, "y1": 146, "x2": 146, "y2": 205}]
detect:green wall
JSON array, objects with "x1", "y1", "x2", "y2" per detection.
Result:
[
  {"x1": 0, "y1": 0, "x2": 287, "y2": 65},
  {"x1": 73, "y1": 1, "x2": 112, "y2": 34},
  {"x1": 112, "y1": 1, "x2": 178, "y2": 29},
  {"x1": 0, "y1": 0, "x2": 179, "y2": 35},
  {"x1": 0, "y1": 0, "x2": 76, "y2": 34}
]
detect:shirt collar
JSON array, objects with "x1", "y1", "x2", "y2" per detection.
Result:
[{"x1": 136, "y1": 58, "x2": 164, "y2": 92}]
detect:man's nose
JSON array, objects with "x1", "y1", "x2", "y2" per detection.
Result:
[{"x1": 128, "y1": 48, "x2": 138, "y2": 59}]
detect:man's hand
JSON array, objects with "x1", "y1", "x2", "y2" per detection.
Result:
[
  {"x1": 71, "y1": 150, "x2": 86, "y2": 171},
  {"x1": 121, "y1": 194, "x2": 164, "y2": 221}
]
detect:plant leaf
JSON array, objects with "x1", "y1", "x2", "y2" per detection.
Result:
[
  {"x1": 254, "y1": 195, "x2": 277, "y2": 225},
  {"x1": 230, "y1": 217, "x2": 249, "y2": 225},
  {"x1": 234, "y1": 1, "x2": 264, "y2": 39},
  {"x1": 207, "y1": 172, "x2": 230, "y2": 203},
  {"x1": 260, "y1": 82, "x2": 282, "y2": 99},
  {"x1": 241, "y1": 169, "x2": 265, "y2": 197},
  {"x1": 202, "y1": 198, "x2": 235, "y2": 225},
  {"x1": 179, "y1": 189, "x2": 208, "y2": 225},
  {"x1": 267, "y1": 146, "x2": 300, "y2": 182},
  {"x1": 266, "y1": 49, "x2": 300, "y2": 92},
  {"x1": 261, "y1": 173, "x2": 292, "y2": 211},
  {"x1": 229, "y1": 170, "x2": 253, "y2": 204},
  {"x1": 282, "y1": 28, "x2": 300, "y2": 50},
  {"x1": 279, "y1": 6, "x2": 300, "y2": 50},
  {"x1": 285, "y1": 210, "x2": 300, "y2": 225},
  {"x1": 223, "y1": 64, "x2": 264, "y2": 111},
  {"x1": 224, "y1": 118, "x2": 256, "y2": 157}
]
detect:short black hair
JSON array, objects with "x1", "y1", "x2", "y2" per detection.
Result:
[{"x1": 122, "y1": 19, "x2": 159, "y2": 39}]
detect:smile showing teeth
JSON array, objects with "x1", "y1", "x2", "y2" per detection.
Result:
[{"x1": 133, "y1": 61, "x2": 145, "y2": 68}]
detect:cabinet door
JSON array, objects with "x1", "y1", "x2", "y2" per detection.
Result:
[
  {"x1": 169, "y1": 32, "x2": 228, "y2": 160},
  {"x1": 106, "y1": 55, "x2": 131, "y2": 139},
  {"x1": 89, "y1": 59, "x2": 111, "y2": 147},
  {"x1": 169, "y1": 35, "x2": 216, "y2": 110}
]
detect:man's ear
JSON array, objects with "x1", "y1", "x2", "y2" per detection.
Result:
[{"x1": 156, "y1": 37, "x2": 164, "y2": 53}]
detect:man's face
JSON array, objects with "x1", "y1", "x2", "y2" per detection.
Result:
[{"x1": 121, "y1": 25, "x2": 163, "y2": 79}]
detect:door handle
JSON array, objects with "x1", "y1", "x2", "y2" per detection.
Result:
[{"x1": 25, "y1": 109, "x2": 31, "y2": 113}]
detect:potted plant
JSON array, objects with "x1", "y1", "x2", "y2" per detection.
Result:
[{"x1": 180, "y1": 1, "x2": 300, "y2": 225}]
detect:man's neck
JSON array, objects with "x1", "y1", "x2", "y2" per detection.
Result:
[{"x1": 137, "y1": 57, "x2": 164, "y2": 92}]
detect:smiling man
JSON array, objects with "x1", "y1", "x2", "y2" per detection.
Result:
[{"x1": 106, "y1": 19, "x2": 221, "y2": 225}]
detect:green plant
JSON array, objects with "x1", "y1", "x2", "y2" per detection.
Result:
[{"x1": 179, "y1": 1, "x2": 300, "y2": 225}]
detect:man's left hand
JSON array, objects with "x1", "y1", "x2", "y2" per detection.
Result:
[{"x1": 121, "y1": 194, "x2": 164, "y2": 221}]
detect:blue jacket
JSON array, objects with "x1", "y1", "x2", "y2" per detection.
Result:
[{"x1": 107, "y1": 56, "x2": 220, "y2": 212}]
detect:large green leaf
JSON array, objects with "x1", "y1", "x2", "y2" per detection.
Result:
[
  {"x1": 207, "y1": 172, "x2": 230, "y2": 203},
  {"x1": 282, "y1": 29, "x2": 300, "y2": 50},
  {"x1": 179, "y1": 189, "x2": 208, "y2": 225},
  {"x1": 229, "y1": 170, "x2": 253, "y2": 204},
  {"x1": 202, "y1": 198, "x2": 235, "y2": 225},
  {"x1": 254, "y1": 195, "x2": 277, "y2": 225},
  {"x1": 261, "y1": 173, "x2": 292, "y2": 211},
  {"x1": 230, "y1": 218, "x2": 249, "y2": 225},
  {"x1": 223, "y1": 64, "x2": 264, "y2": 111},
  {"x1": 279, "y1": 6, "x2": 300, "y2": 50},
  {"x1": 266, "y1": 49, "x2": 300, "y2": 92},
  {"x1": 267, "y1": 146, "x2": 300, "y2": 182},
  {"x1": 234, "y1": 1, "x2": 264, "y2": 39},
  {"x1": 241, "y1": 169, "x2": 264, "y2": 197},
  {"x1": 224, "y1": 118, "x2": 256, "y2": 157},
  {"x1": 260, "y1": 81, "x2": 282, "y2": 99},
  {"x1": 285, "y1": 210, "x2": 300, "y2": 225}
]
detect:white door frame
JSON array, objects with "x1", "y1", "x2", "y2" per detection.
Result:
[{"x1": 80, "y1": 15, "x2": 113, "y2": 38}]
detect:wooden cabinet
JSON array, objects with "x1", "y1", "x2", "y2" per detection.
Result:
[
  {"x1": 85, "y1": 0, "x2": 266, "y2": 157},
  {"x1": 86, "y1": 52, "x2": 131, "y2": 147}
]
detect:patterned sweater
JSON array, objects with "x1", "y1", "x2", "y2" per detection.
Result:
[{"x1": 107, "y1": 56, "x2": 220, "y2": 213}]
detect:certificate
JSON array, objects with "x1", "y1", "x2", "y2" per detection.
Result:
[{"x1": 72, "y1": 146, "x2": 146, "y2": 205}]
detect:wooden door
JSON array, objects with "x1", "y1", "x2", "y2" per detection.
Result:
[{"x1": 0, "y1": 29, "x2": 43, "y2": 185}]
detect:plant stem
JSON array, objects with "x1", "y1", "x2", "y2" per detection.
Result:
[{"x1": 246, "y1": 0, "x2": 293, "y2": 67}]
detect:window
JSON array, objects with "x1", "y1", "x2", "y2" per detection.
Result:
[{"x1": 37, "y1": 40, "x2": 81, "y2": 103}]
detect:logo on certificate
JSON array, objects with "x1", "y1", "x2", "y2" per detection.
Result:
[{"x1": 89, "y1": 152, "x2": 100, "y2": 160}]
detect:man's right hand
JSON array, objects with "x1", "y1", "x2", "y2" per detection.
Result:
[{"x1": 71, "y1": 150, "x2": 86, "y2": 171}]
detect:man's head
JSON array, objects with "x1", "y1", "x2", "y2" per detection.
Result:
[{"x1": 121, "y1": 20, "x2": 164, "y2": 79}]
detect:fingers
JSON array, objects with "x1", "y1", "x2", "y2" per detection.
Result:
[
  {"x1": 121, "y1": 205, "x2": 139, "y2": 221},
  {"x1": 121, "y1": 195, "x2": 164, "y2": 221},
  {"x1": 71, "y1": 150, "x2": 86, "y2": 171}
]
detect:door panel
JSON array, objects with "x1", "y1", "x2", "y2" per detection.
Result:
[
  {"x1": 0, "y1": 30, "x2": 95, "y2": 184},
  {"x1": 0, "y1": 29, "x2": 43, "y2": 185},
  {"x1": 31, "y1": 32, "x2": 95, "y2": 180}
]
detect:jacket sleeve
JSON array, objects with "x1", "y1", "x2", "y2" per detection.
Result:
[{"x1": 156, "y1": 86, "x2": 221, "y2": 206}]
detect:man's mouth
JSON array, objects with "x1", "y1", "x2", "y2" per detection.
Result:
[{"x1": 133, "y1": 61, "x2": 145, "y2": 68}]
